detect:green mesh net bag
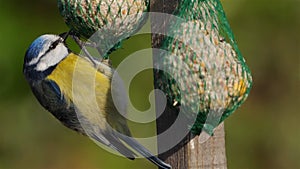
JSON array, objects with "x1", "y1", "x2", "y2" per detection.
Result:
[
  {"x1": 154, "y1": 0, "x2": 253, "y2": 135},
  {"x1": 58, "y1": 0, "x2": 149, "y2": 57}
]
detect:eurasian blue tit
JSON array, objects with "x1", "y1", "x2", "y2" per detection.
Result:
[{"x1": 23, "y1": 33, "x2": 171, "y2": 169}]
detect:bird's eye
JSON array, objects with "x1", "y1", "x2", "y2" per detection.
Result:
[
  {"x1": 49, "y1": 44, "x2": 55, "y2": 50},
  {"x1": 49, "y1": 40, "x2": 60, "y2": 50}
]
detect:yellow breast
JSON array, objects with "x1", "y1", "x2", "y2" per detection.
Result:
[{"x1": 46, "y1": 53, "x2": 112, "y2": 129}]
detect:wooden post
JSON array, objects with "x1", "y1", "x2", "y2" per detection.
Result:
[{"x1": 150, "y1": 1, "x2": 228, "y2": 168}]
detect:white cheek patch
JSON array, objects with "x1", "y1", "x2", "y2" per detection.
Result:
[
  {"x1": 36, "y1": 62, "x2": 48, "y2": 71},
  {"x1": 35, "y1": 43, "x2": 69, "y2": 71}
]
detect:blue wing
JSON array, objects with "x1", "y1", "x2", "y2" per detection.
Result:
[{"x1": 46, "y1": 80, "x2": 63, "y2": 101}]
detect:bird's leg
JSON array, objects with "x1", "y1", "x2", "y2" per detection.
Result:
[
  {"x1": 71, "y1": 35, "x2": 112, "y2": 67},
  {"x1": 71, "y1": 35, "x2": 99, "y2": 67},
  {"x1": 100, "y1": 58, "x2": 112, "y2": 67},
  {"x1": 95, "y1": 46, "x2": 112, "y2": 67}
]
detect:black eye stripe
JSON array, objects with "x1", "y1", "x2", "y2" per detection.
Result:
[
  {"x1": 45, "y1": 39, "x2": 63, "y2": 55},
  {"x1": 49, "y1": 39, "x2": 61, "y2": 50}
]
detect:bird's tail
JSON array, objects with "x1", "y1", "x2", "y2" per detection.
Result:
[{"x1": 117, "y1": 132, "x2": 172, "y2": 169}]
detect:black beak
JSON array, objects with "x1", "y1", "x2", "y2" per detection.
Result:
[{"x1": 59, "y1": 31, "x2": 70, "y2": 42}]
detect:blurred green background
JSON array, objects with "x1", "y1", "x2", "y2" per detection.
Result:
[{"x1": 0, "y1": 0, "x2": 299, "y2": 168}]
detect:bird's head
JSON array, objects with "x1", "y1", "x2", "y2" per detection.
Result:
[{"x1": 23, "y1": 33, "x2": 70, "y2": 81}]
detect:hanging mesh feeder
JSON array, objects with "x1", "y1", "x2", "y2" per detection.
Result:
[
  {"x1": 154, "y1": 0, "x2": 253, "y2": 135},
  {"x1": 58, "y1": 0, "x2": 149, "y2": 57}
]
